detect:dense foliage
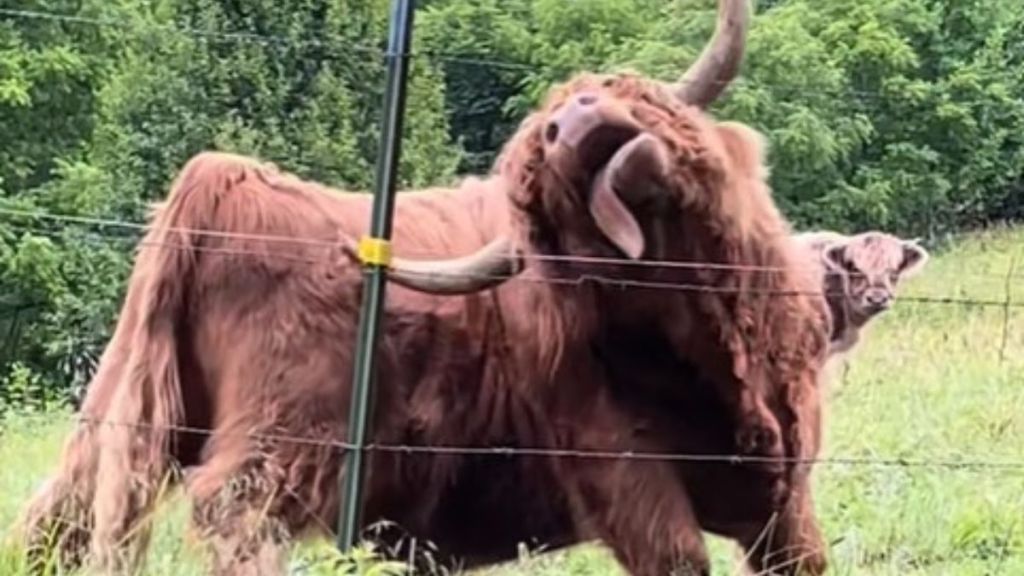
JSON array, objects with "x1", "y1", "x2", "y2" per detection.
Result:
[{"x1": 2, "y1": 0, "x2": 1023, "y2": 403}]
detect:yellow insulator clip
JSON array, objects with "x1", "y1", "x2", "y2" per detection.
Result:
[{"x1": 357, "y1": 235, "x2": 393, "y2": 267}]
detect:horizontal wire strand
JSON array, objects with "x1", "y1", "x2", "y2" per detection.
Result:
[
  {"x1": 1, "y1": 205, "x2": 1020, "y2": 285},
  {"x1": 4, "y1": 219, "x2": 1023, "y2": 306},
  {"x1": 67, "y1": 416, "x2": 1024, "y2": 472}
]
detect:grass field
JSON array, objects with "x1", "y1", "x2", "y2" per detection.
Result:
[{"x1": 2, "y1": 227, "x2": 1023, "y2": 575}]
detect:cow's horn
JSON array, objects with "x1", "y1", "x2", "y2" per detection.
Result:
[
  {"x1": 388, "y1": 236, "x2": 524, "y2": 295},
  {"x1": 671, "y1": 0, "x2": 750, "y2": 108}
]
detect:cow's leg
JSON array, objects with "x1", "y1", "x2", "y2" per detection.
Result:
[
  {"x1": 737, "y1": 479, "x2": 826, "y2": 576},
  {"x1": 555, "y1": 394, "x2": 709, "y2": 576},
  {"x1": 21, "y1": 426, "x2": 174, "y2": 576},
  {"x1": 739, "y1": 371, "x2": 828, "y2": 576},
  {"x1": 563, "y1": 455, "x2": 709, "y2": 575},
  {"x1": 184, "y1": 421, "x2": 295, "y2": 576},
  {"x1": 184, "y1": 393, "x2": 353, "y2": 574},
  {"x1": 669, "y1": 331, "x2": 784, "y2": 466},
  {"x1": 185, "y1": 426, "x2": 354, "y2": 576}
]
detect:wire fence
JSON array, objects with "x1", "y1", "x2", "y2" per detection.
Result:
[
  {"x1": 0, "y1": 201, "x2": 1021, "y2": 473},
  {"x1": 0, "y1": 203, "x2": 1014, "y2": 278},
  {"x1": 1, "y1": 2, "x2": 1023, "y2": 501},
  {"x1": 1, "y1": 200, "x2": 1020, "y2": 476},
  {"x1": 0, "y1": 206, "x2": 1022, "y2": 307},
  {"x1": 59, "y1": 415, "x2": 1024, "y2": 473}
]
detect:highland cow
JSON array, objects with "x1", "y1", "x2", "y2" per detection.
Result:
[
  {"x1": 19, "y1": 1, "x2": 832, "y2": 575},
  {"x1": 795, "y1": 230, "x2": 929, "y2": 357}
]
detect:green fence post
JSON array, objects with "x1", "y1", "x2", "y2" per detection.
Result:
[{"x1": 336, "y1": 0, "x2": 416, "y2": 553}]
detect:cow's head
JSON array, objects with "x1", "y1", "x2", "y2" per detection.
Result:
[
  {"x1": 398, "y1": 0, "x2": 753, "y2": 298},
  {"x1": 495, "y1": 0, "x2": 756, "y2": 267},
  {"x1": 821, "y1": 231, "x2": 929, "y2": 321}
]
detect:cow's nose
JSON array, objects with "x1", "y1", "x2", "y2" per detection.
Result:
[
  {"x1": 543, "y1": 91, "x2": 603, "y2": 148},
  {"x1": 866, "y1": 291, "x2": 890, "y2": 309}
]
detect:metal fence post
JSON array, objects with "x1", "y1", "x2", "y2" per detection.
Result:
[{"x1": 336, "y1": 0, "x2": 416, "y2": 553}]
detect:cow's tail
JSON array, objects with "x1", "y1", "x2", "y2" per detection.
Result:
[
  {"x1": 16, "y1": 271, "x2": 143, "y2": 573},
  {"x1": 15, "y1": 155, "x2": 208, "y2": 573},
  {"x1": 87, "y1": 152, "x2": 254, "y2": 572}
]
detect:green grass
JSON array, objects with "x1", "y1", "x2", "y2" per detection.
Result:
[{"x1": 3, "y1": 226, "x2": 1024, "y2": 574}]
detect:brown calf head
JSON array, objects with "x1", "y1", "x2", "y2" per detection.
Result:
[{"x1": 819, "y1": 231, "x2": 929, "y2": 323}]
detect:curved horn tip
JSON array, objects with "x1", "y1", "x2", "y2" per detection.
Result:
[
  {"x1": 387, "y1": 236, "x2": 525, "y2": 296},
  {"x1": 673, "y1": 0, "x2": 751, "y2": 108}
]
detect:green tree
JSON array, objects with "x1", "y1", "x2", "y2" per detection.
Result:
[
  {"x1": 421, "y1": 0, "x2": 1024, "y2": 237},
  {"x1": 0, "y1": 0, "x2": 118, "y2": 195},
  {"x1": 1, "y1": 0, "x2": 465, "y2": 403},
  {"x1": 89, "y1": 0, "x2": 462, "y2": 215},
  {"x1": 417, "y1": 0, "x2": 534, "y2": 173},
  {"x1": 5, "y1": 0, "x2": 1024, "y2": 405}
]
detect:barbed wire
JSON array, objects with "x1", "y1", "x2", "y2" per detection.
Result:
[
  {"x1": 1, "y1": 9, "x2": 1021, "y2": 560},
  {"x1": 0, "y1": 6, "x2": 936, "y2": 99},
  {"x1": 3, "y1": 213, "x2": 1024, "y2": 307},
  {"x1": 2, "y1": 204, "x2": 1022, "y2": 285},
  {"x1": 68, "y1": 415, "x2": 1024, "y2": 472}
]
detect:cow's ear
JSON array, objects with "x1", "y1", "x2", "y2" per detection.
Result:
[
  {"x1": 898, "y1": 240, "x2": 929, "y2": 277},
  {"x1": 715, "y1": 121, "x2": 769, "y2": 180},
  {"x1": 822, "y1": 242, "x2": 847, "y2": 272}
]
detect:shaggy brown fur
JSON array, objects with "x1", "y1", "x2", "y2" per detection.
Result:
[
  {"x1": 18, "y1": 84, "x2": 831, "y2": 576},
  {"x1": 502, "y1": 73, "x2": 830, "y2": 473},
  {"x1": 18, "y1": 4, "x2": 832, "y2": 575},
  {"x1": 490, "y1": 73, "x2": 832, "y2": 574},
  {"x1": 19, "y1": 157, "x2": 525, "y2": 574},
  {"x1": 40, "y1": 79, "x2": 825, "y2": 576},
  {"x1": 794, "y1": 230, "x2": 928, "y2": 356}
]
